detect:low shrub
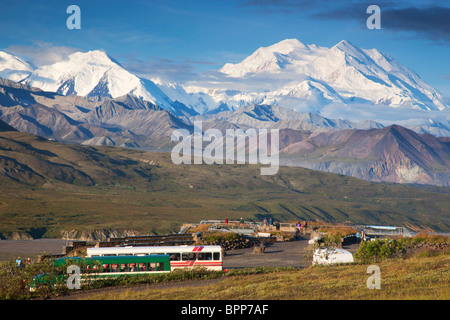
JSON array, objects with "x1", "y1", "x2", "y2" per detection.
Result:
[
  {"x1": 201, "y1": 232, "x2": 241, "y2": 243},
  {"x1": 401, "y1": 233, "x2": 449, "y2": 246},
  {"x1": 316, "y1": 226, "x2": 358, "y2": 237},
  {"x1": 354, "y1": 239, "x2": 406, "y2": 263},
  {"x1": 0, "y1": 258, "x2": 66, "y2": 300},
  {"x1": 316, "y1": 226, "x2": 358, "y2": 247}
]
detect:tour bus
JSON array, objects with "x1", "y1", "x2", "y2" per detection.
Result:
[
  {"x1": 30, "y1": 254, "x2": 171, "y2": 291},
  {"x1": 87, "y1": 245, "x2": 223, "y2": 271}
]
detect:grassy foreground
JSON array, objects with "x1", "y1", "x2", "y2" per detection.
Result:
[{"x1": 86, "y1": 252, "x2": 449, "y2": 300}]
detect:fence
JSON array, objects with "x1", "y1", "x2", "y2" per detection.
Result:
[{"x1": 355, "y1": 225, "x2": 414, "y2": 237}]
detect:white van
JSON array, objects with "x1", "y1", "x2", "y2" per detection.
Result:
[{"x1": 312, "y1": 248, "x2": 354, "y2": 265}]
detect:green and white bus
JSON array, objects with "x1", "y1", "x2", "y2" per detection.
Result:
[{"x1": 30, "y1": 254, "x2": 171, "y2": 290}]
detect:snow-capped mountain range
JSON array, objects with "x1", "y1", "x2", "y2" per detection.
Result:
[
  {"x1": 218, "y1": 39, "x2": 446, "y2": 111},
  {"x1": 0, "y1": 38, "x2": 449, "y2": 136}
]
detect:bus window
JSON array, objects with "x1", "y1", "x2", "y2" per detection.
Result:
[
  {"x1": 213, "y1": 252, "x2": 221, "y2": 261},
  {"x1": 102, "y1": 264, "x2": 110, "y2": 273},
  {"x1": 130, "y1": 263, "x2": 137, "y2": 272},
  {"x1": 168, "y1": 253, "x2": 181, "y2": 261},
  {"x1": 148, "y1": 263, "x2": 156, "y2": 271},
  {"x1": 120, "y1": 264, "x2": 128, "y2": 272},
  {"x1": 138, "y1": 263, "x2": 146, "y2": 271},
  {"x1": 182, "y1": 252, "x2": 196, "y2": 261},
  {"x1": 156, "y1": 263, "x2": 165, "y2": 271},
  {"x1": 112, "y1": 264, "x2": 120, "y2": 272},
  {"x1": 198, "y1": 252, "x2": 212, "y2": 260}
]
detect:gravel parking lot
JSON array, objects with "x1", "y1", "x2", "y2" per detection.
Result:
[
  {"x1": 223, "y1": 239, "x2": 311, "y2": 269},
  {"x1": 0, "y1": 239, "x2": 67, "y2": 261},
  {"x1": 223, "y1": 239, "x2": 360, "y2": 268}
]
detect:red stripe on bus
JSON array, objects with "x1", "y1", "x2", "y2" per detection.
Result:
[{"x1": 171, "y1": 262, "x2": 222, "y2": 266}]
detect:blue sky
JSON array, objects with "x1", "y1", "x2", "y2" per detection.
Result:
[{"x1": 1, "y1": 0, "x2": 449, "y2": 98}]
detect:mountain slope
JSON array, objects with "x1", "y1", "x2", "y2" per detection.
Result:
[
  {"x1": 0, "y1": 118, "x2": 16, "y2": 132},
  {"x1": 0, "y1": 130, "x2": 157, "y2": 187},
  {"x1": 0, "y1": 78, "x2": 193, "y2": 149},
  {"x1": 280, "y1": 125, "x2": 450, "y2": 186},
  {"x1": 21, "y1": 50, "x2": 196, "y2": 116},
  {"x1": 0, "y1": 51, "x2": 34, "y2": 82}
]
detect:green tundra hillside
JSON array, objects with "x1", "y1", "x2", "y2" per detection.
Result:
[{"x1": 0, "y1": 128, "x2": 449, "y2": 239}]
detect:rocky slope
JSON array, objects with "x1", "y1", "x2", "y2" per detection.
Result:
[
  {"x1": 280, "y1": 125, "x2": 450, "y2": 186},
  {"x1": 0, "y1": 78, "x2": 192, "y2": 149}
]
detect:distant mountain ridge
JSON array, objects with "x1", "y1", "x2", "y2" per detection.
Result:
[
  {"x1": 0, "y1": 78, "x2": 384, "y2": 145},
  {"x1": 190, "y1": 104, "x2": 385, "y2": 132}
]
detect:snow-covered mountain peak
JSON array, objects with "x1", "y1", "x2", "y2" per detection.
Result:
[
  {"x1": 333, "y1": 40, "x2": 358, "y2": 53},
  {"x1": 266, "y1": 38, "x2": 308, "y2": 54},
  {"x1": 219, "y1": 38, "x2": 315, "y2": 77},
  {"x1": 0, "y1": 51, "x2": 35, "y2": 82},
  {"x1": 329, "y1": 40, "x2": 374, "y2": 67},
  {"x1": 21, "y1": 49, "x2": 182, "y2": 112},
  {"x1": 63, "y1": 49, "x2": 109, "y2": 62},
  {"x1": 24, "y1": 50, "x2": 121, "y2": 96},
  {"x1": 218, "y1": 38, "x2": 447, "y2": 112}
]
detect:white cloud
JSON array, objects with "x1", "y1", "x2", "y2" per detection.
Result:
[
  {"x1": 4, "y1": 42, "x2": 83, "y2": 67},
  {"x1": 319, "y1": 102, "x2": 450, "y2": 125}
]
